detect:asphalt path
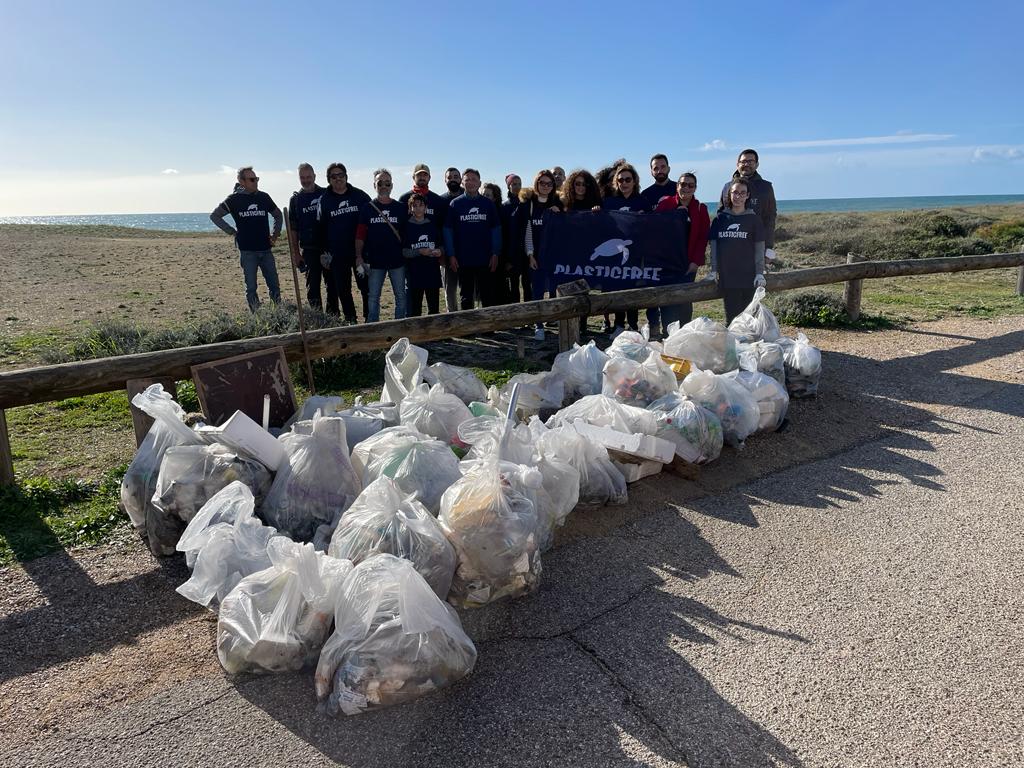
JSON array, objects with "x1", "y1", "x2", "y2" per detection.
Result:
[{"x1": 4, "y1": 323, "x2": 1023, "y2": 768}]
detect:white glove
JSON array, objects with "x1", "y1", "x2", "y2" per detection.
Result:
[
  {"x1": 754, "y1": 274, "x2": 766, "y2": 288},
  {"x1": 706, "y1": 271, "x2": 719, "y2": 283},
  {"x1": 355, "y1": 263, "x2": 366, "y2": 278},
  {"x1": 320, "y1": 252, "x2": 333, "y2": 269},
  {"x1": 765, "y1": 248, "x2": 777, "y2": 261}
]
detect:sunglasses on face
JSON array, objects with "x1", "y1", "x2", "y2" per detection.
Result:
[
  {"x1": 328, "y1": 173, "x2": 345, "y2": 180},
  {"x1": 616, "y1": 177, "x2": 633, "y2": 184},
  {"x1": 538, "y1": 180, "x2": 553, "y2": 187},
  {"x1": 244, "y1": 177, "x2": 259, "y2": 182},
  {"x1": 678, "y1": 182, "x2": 696, "y2": 189}
]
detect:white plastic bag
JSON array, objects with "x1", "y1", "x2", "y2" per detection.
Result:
[
  {"x1": 602, "y1": 354, "x2": 678, "y2": 408},
  {"x1": 663, "y1": 317, "x2": 740, "y2": 374},
  {"x1": 381, "y1": 338, "x2": 428, "y2": 406},
  {"x1": 552, "y1": 341, "x2": 609, "y2": 401},
  {"x1": 779, "y1": 333, "x2": 822, "y2": 398},
  {"x1": 547, "y1": 394, "x2": 660, "y2": 435},
  {"x1": 260, "y1": 415, "x2": 362, "y2": 542},
  {"x1": 363, "y1": 439, "x2": 461, "y2": 517},
  {"x1": 726, "y1": 369, "x2": 790, "y2": 432},
  {"x1": 120, "y1": 383, "x2": 204, "y2": 531},
  {"x1": 285, "y1": 396, "x2": 345, "y2": 430},
  {"x1": 315, "y1": 554, "x2": 477, "y2": 716},
  {"x1": 350, "y1": 425, "x2": 425, "y2": 481},
  {"x1": 681, "y1": 368, "x2": 760, "y2": 447},
  {"x1": 648, "y1": 397, "x2": 724, "y2": 464},
  {"x1": 399, "y1": 383, "x2": 473, "y2": 444},
  {"x1": 439, "y1": 457, "x2": 543, "y2": 608},
  {"x1": 737, "y1": 340, "x2": 786, "y2": 386},
  {"x1": 495, "y1": 372, "x2": 565, "y2": 420},
  {"x1": 148, "y1": 443, "x2": 272, "y2": 556},
  {"x1": 217, "y1": 538, "x2": 353, "y2": 674},
  {"x1": 605, "y1": 329, "x2": 656, "y2": 362},
  {"x1": 327, "y1": 476, "x2": 456, "y2": 598},
  {"x1": 422, "y1": 362, "x2": 488, "y2": 405},
  {"x1": 727, "y1": 287, "x2": 781, "y2": 342},
  {"x1": 531, "y1": 421, "x2": 627, "y2": 507},
  {"x1": 176, "y1": 482, "x2": 280, "y2": 609}
]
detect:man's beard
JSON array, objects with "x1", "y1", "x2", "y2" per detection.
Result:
[{"x1": 447, "y1": 181, "x2": 462, "y2": 193}]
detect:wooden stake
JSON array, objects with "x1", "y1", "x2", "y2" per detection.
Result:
[
  {"x1": 556, "y1": 279, "x2": 591, "y2": 352},
  {"x1": 126, "y1": 378, "x2": 177, "y2": 448},
  {"x1": 844, "y1": 253, "x2": 866, "y2": 322},
  {"x1": 0, "y1": 408, "x2": 14, "y2": 487}
]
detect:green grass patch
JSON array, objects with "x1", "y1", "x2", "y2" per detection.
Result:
[
  {"x1": 471, "y1": 357, "x2": 547, "y2": 389},
  {"x1": 0, "y1": 466, "x2": 129, "y2": 565}
]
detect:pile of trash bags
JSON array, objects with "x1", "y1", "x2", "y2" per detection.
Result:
[{"x1": 121, "y1": 293, "x2": 822, "y2": 716}]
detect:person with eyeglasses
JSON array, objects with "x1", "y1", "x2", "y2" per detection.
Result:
[
  {"x1": 315, "y1": 162, "x2": 371, "y2": 323},
  {"x1": 721, "y1": 148, "x2": 777, "y2": 263},
  {"x1": 601, "y1": 162, "x2": 649, "y2": 336},
  {"x1": 655, "y1": 171, "x2": 711, "y2": 328},
  {"x1": 209, "y1": 166, "x2": 284, "y2": 311},
  {"x1": 708, "y1": 177, "x2": 766, "y2": 324},
  {"x1": 443, "y1": 168, "x2": 502, "y2": 311},
  {"x1": 511, "y1": 169, "x2": 563, "y2": 340},
  {"x1": 355, "y1": 169, "x2": 408, "y2": 322}
]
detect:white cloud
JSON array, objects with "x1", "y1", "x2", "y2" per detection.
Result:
[
  {"x1": 219, "y1": 164, "x2": 237, "y2": 175},
  {"x1": 700, "y1": 139, "x2": 728, "y2": 152},
  {"x1": 971, "y1": 146, "x2": 1024, "y2": 163},
  {"x1": 762, "y1": 133, "x2": 955, "y2": 149},
  {"x1": 160, "y1": 168, "x2": 179, "y2": 175}
]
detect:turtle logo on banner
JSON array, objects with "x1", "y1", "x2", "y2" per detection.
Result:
[{"x1": 590, "y1": 238, "x2": 633, "y2": 266}]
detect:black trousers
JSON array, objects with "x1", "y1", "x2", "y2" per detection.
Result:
[
  {"x1": 302, "y1": 248, "x2": 336, "y2": 313},
  {"x1": 333, "y1": 262, "x2": 369, "y2": 321},
  {"x1": 408, "y1": 286, "x2": 440, "y2": 316},
  {"x1": 457, "y1": 266, "x2": 499, "y2": 310},
  {"x1": 506, "y1": 270, "x2": 532, "y2": 304}
]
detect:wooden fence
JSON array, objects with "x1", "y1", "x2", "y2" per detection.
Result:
[{"x1": 1, "y1": 251, "x2": 1022, "y2": 486}]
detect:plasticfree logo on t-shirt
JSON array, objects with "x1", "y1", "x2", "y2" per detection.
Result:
[
  {"x1": 370, "y1": 214, "x2": 399, "y2": 225},
  {"x1": 331, "y1": 200, "x2": 361, "y2": 217},
  {"x1": 237, "y1": 203, "x2": 266, "y2": 218},
  {"x1": 415, "y1": 234, "x2": 437, "y2": 250},
  {"x1": 719, "y1": 223, "x2": 748, "y2": 238},
  {"x1": 460, "y1": 206, "x2": 488, "y2": 222}
]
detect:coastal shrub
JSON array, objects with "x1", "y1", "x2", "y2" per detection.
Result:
[
  {"x1": 768, "y1": 290, "x2": 851, "y2": 327},
  {"x1": 975, "y1": 220, "x2": 1024, "y2": 251}
]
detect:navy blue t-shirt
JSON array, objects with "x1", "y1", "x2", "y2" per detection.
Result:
[
  {"x1": 601, "y1": 194, "x2": 650, "y2": 213},
  {"x1": 222, "y1": 191, "x2": 278, "y2": 251},
  {"x1": 641, "y1": 182, "x2": 676, "y2": 209},
  {"x1": 317, "y1": 185, "x2": 370, "y2": 262},
  {"x1": 359, "y1": 199, "x2": 406, "y2": 270},
  {"x1": 403, "y1": 217, "x2": 444, "y2": 289},
  {"x1": 444, "y1": 194, "x2": 500, "y2": 268},
  {"x1": 398, "y1": 189, "x2": 448, "y2": 228},
  {"x1": 289, "y1": 186, "x2": 324, "y2": 249}
]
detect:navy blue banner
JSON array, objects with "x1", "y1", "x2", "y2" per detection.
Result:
[{"x1": 538, "y1": 210, "x2": 690, "y2": 291}]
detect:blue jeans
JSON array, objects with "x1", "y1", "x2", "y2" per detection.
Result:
[
  {"x1": 367, "y1": 266, "x2": 407, "y2": 322},
  {"x1": 239, "y1": 249, "x2": 281, "y2": 311}
]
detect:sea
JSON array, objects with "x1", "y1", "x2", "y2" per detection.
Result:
[{"x1": 2, "y1": 194, "x2": 1023, "y2": 233}]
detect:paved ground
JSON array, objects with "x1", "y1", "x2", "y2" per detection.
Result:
[{"x1": 2, "y1": 318, "x2": 1023, "y2": 767}]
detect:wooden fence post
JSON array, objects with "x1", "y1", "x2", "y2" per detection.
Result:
[
  {"x1": 844, "y1": 253, "x2": 867, "y2": 321},
  {"x1": 556, "y1": 279, "x2": 591, "y2": 352},
  {"x1": 0, "y1": 409, "x2": 14, "y2": 487},
  {"x1": 126, "y1": 378, "x2": 178, "y2": 448}
]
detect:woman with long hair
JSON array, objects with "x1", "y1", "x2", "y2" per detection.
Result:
[
  {"x1": 601, "y1": 163, "x2": 649, "y2": 335},
  {"x1": 560, "y1": 169, "x2": 603, "y2": 211},
  {"x1": 513, "y1": 169, "x2": 562, "y2": 340},
  {"x1": 708, "y1": 178, "x2": 766, "y2": 323}
]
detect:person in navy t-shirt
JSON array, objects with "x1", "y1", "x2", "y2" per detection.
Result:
[
  {"x1": 443, "y1": 169, "x2": 502, "y2": 311},
  {"x1": 402, "y1": 194, "x2": 444, "y2": 316},
  {"x1": 355, "y1": 169, "x2": 407, "y2": 322},
  {"x1": 316, "y1": 162, "x2": 371, "y2": 322},
  {"x1": 512, "y1": 169, "x2": 563, "y2": 340},
  {"x1": 210, "y1": 166, "x2": 283, "y2": 311},
  {"x1": 287, "y1": 163, "x2": 330, "y2": 312},
  {"x1": 641, "y1": 153, "x2": 676, "y2": 209},
  {"x1": 600, "y1": 163, "x2": 649, "y2": 334}
]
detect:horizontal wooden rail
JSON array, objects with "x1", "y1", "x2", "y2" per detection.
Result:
[{"x1": 0, "y1": 251, "x2": 1022, "y2": 411}]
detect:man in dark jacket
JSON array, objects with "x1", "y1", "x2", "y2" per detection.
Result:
[
  {"x1": 439, "y1": 166, "x2": 465, "y2": 312},
  {"x1": 722, "y1": 149, "x2": 778, "y2": 254},
  {"x1": 288, "y1": 163, "x2": 330, "y2": 311},
  {"x1": 210, "y1": 166, "x2": 283, "y2": 311},
  {"x1": 315, "y1": 162, "x2": 371, "y2": 322}
]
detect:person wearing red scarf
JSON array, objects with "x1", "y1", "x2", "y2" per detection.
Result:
[{"x1": 655, "y1": 171, "x2": 711, "y2": 327}]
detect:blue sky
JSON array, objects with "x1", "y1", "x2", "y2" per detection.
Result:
[{"x1": 1, "y1": 0, "x2": 1021, "y2": 214}]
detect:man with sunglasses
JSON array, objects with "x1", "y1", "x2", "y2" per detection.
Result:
[
  {"x1": 316, "y1": 162, "x2": 371, "y2": 323},
  {"x1": 210, "y1": 166, "x2": 283, "y2": 311}
]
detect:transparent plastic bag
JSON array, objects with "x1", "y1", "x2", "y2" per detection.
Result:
[
  {"x1": 438, "y1": 457, "x2": 543, "y2": 608},
  {"x1": 381, "y1": 338, "x2": 428, "y2": 406},
  {"x1": 422, "y1": 362, "x2": 488, "y2": 405},
  {"x1": 148, "y1": 443, "x2": 272, "y2": 556},
  {"x1": 681, "y1": 368, "x2": 760, "y2": 447},
  {"x1": 120, "y1": 383, "x2": 204, "y2": 531},
  {"x1": 315, "y1": 554, "x2": 477, "y2": 716},
  {"x1": 399, "y1": 383, "x2": 473, "y2": 445},
  {"x1": 217, "y1": 538, "x2": 353, "y2": 674},
  {"x1": 495, "y1": 371, "x2": 566, "y2": 421},
  {"x1": 648, "y1": 397, "x2": 724, "y2": 464},
  {"x1": 606, "y1": 329, "x2": 656, "y2": 362},
  {"x1": 726, "y1": 370, "x2": 790, "y2": 433},
  {"x1": 350, "y1": 425, "x2": 425, "y2": 481},
  {"x1": 260, "y1": 415, "x2": 362, "y2": 542},
  {"x1": 663, "y1": 317, "x2": 740, "y2": 374},
  {"x1": 327, "y1": 476, "x2": 456, "y2": 599},
  {"x1": 602, "y1": 354, "x2": 678, "y2": 408},
  {"x1": 737, "y1": 340, "x2": 786, "y2": 386},
  {"x1": 547, "y1": 394, "x2": 660, "y2": 435},
  {"x1": 727, "y1": 287, "x2": 781, "y2": 342},
  {"x1": 176, "y1": 482, "x2": 280, "y2": 609},
  {"x1": 779, "y1": 333, "x2": 822, "y2": 398},
  {"x1": 552, "y1": 340, "x2": 609, "y2": 401},
  {"x1": 285, "y1": 396, "x2": 345, "y2": 431},
  {"x1": 364, "y1": 439, "x2": 461, "y2": 517},
  {"x1": 531, "y1": 421, "x2": 627, "y2": 507}
]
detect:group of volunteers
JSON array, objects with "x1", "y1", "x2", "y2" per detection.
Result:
[{"x1": 209, "y1": 150, "x2": 778, "y2": 337}]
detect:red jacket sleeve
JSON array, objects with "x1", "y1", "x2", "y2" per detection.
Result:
[{"x1": 688, "y1": 201, "x2": 710, "y2": 267}]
